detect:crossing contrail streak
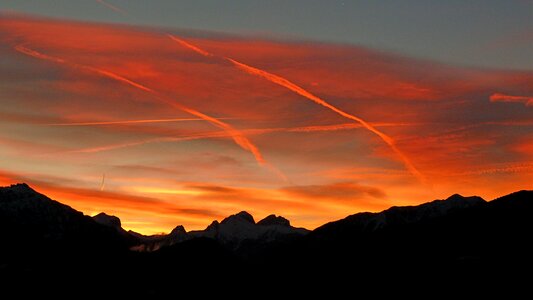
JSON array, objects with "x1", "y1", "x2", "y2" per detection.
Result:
[
  {"x1": 67, "y1": 131, "x2": 237, "y2": 153},
  {"x1": 169, "y1": 36, "x2": 426, "y2": 183},
  {"x1": 14, "y1": 45, "x2": 65, "y2": 63},
  {"x1": 46, "y1": 117, "x2": 235, "y2": 126},
  {"x1": 168, "y1": 35, "x2": 212, "y2": 57},
  {"x1": 14, "y1": 45, "x2": 286, "y2": 180},
  {"x1": 88, "y1": 67, "x2": 153, "y2": 92},
  {"x1": 67, "y1": 122, "x2": 418, "y2": 154},
  {"x1": 92, "y1": 0, "x2": 422, "y2": 183},
  {"x1": 89, "y1": 1, "x2": 289, "y2": 180},
  {"x1": 15, "y1": 45, "x2": 153, "y2": 92}
]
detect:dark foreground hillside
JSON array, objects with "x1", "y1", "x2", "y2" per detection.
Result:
[{"x1": 0, "y1": 183, "x2": 531, "y2": 295}]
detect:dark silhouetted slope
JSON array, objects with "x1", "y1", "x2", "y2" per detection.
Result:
[
  {"x1": 0, "y1": 183, "x2": 134, "y2": 249},
  {"x1": 266, "y1": 191, "x2": 533, "y2": 283},
  {"x1": 0, "y1": 183, "x2": 531, "y2": 295},
  {"x1": 312, "y1": 193, "x2": 486, "y2": 239},
  {"x1": 0, "y1": 183, "x2": 137, "y2": 294}
]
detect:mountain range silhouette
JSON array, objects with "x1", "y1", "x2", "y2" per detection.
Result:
[{"x1": 0, "y1": 183, "x2": 531, "y2": 296}]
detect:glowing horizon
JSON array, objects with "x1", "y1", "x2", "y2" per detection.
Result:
[{"x1": 0, "y1": 13, "x2": 531, "y2": 235}]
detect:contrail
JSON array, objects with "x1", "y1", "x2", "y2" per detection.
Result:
[
  {"x1": 87, "y1": 0, "x2": 283, "y2": 179},
  {"x1": 46, "y1": 117, "x2": 234, "y2": 126},
  {"x1": 68, "y1": 131, "x2": 234, "y2": 153},
  {"x1": 90, "y1": 0, "x2": 421, "y2": 182},
  {"x1": 226, "y1": 57, "x2": 396, "y2": 145},
  {"x1": 15, "y1": 45, "x2": 65, "y2": 63},
  {"x1": 15, "y1": 45, "x2": 152, "y2": 91},
  {"x1": 67, "y1": 122, "x2": 419, "y2": 154},
  {"x1": 168, "y1": 35, "x2": 212, "y2": 57},
  {"x1": 169, "y1": 36, "x2": 425, "y2": 183},
  {"x1": 14, "y1": 45, "x2": 283, "y2": 179},
  {"x1": 100, "y1": 173, "x2": 106, "y2": 191},
  {"x1": 95, "y1": 0, "x2": 128, "y2": 15},
  {"x1": 284, "y1": 122, "x2": 419, "y2": 132},
  {"x1": 88, "y1": 67, "x2": 153, "y2": 92}
]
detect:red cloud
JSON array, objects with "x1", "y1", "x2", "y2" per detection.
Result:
[{"x1": 490, "y1": 93, "x2": 533, "y2": 107}]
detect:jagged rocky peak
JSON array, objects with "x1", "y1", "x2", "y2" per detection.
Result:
[
  {"x1": 170, "y1": 225, "x2": 186, "y2": 235},
  {"x1": 6, "y1": 183, "x2": 32, "y2": 191},
  {"x1": 205, "y1": 220, "x2": 220, "y2": 231},
  {"x1": 0, "y1": 183, "x2": 37, "y2": 197},
  {"x1": 257, "y1": 214, "x2": 290, "y2": 227},
  {"x1": 0, "y1": 183, "x2": 54, "y2": 206},
  {"x1": 222, "y1": 211, "x2": 255, "y2": 224},
  {"x1": 93, "y1": 212, "x2": 122, "y2": 228}
]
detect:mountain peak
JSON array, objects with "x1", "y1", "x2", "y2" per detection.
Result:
[
  {"x1": 444, "y1": 194, "x2": 485, "y2": 206},
  {"x1": 205, "y1": 220, "x2": 220, "y2": 231},
  {"x1": 10, "y1": 183, "x2": 31, "y2": 188},
  {"x1": 222, "y1": 211, "x2": 255, "y2": 225},
  {"x1": 170, "y1": 225, "x2": 186, "y2": 235},
  {"x1": 93, "y1": 212, "x2": 122, "y2": 229},
  {"x1": 235, "y1": 211, "x2": 255, "y2": 223},
  {"x1": 257, "y1": 214, "x2": 290, "y2": 227},
  {"x1": 447, "y1": 193, "x2": 465, "y2": 200},
  {"x1": 0, "y1": 183, "x2": 134, "y2": 247},
  {"x1": 1, "y1": 183, "x2": 36, "y2": 194}
]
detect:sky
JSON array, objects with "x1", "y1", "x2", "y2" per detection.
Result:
[
  {"x1": 0, "y1": 1, "x2": 532, "y2": 234},
  {"x1": 2, "y1": 0, "x2": 532, "y2": 70}
]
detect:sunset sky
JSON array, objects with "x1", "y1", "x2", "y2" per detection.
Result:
[{"x1": 1, "y1": 1, "x2": 531, "y2": 234}]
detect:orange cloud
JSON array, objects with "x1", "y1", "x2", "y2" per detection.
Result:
[{"x1": 281, "y1": 182, "x2": 386, "y2": 201}]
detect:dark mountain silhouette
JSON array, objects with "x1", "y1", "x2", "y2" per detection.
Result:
[
  {"x1": 93, "y1": 212, "x2": 122, "y2": 229},
  {"x1": 0, "y1": 183, "x2": 531, "y2": 295},
  {"x1": 271, "y1": 190, "x2": 533, "y2": 288},
  {"x1": 129, "y1": 210, "x2": 308, "y2": 251},
  {"x1": 312, "y1": 193, "x2": 486, "y2": 239},
  {"x1": 0, "y1": 183, "x2": 135, "y2": 249}
]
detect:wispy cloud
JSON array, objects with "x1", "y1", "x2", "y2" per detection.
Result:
[
  {"x1": 281, "y1": 182, "x2": 386, "y2": 200},
  {"x1": 490, "y1": 93, "x2": 532, "y2": 107}
]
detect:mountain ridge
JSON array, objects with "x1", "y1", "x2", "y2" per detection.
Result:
[
  {"x1": 0, "y1": 183, "x2": 131, "y2": 246},
  {"x1": 1, "y1": 183, "x2": 525, "y2": 247},
  {"x1": 129, "y1": 209, "x2": 310, "y2": 251},
  {"x1": 1, "y1": 182, "x2": 531, "y2": 295},
  {"x1": 312, "y1": 192, "x2": 486, "y2": 238}
]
